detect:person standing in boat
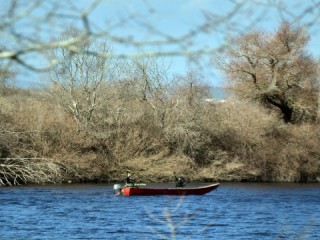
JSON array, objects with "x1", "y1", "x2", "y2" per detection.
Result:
[{"x1": 125, "y1": 173, "x2": 135, "y2": 186}]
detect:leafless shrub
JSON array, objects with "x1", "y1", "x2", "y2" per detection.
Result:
[
  {"x1": 208, "y1": 98, "x2": 320, "y2": 182},
  {"x1": 262, "y1": 123, "x2": 320, "y2": 182},
  {"x1": 1, "y1": 83, "x2": 320, "y2": 183},
  {"x1": 0, "y1": 158, "x2": 64, "y2": 186}
]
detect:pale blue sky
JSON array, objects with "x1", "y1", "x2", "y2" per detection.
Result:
[
  {"x1": 85, "y1": 0, "x2": 320, "y2": 88},
  {"x1": 2, "y1": 0, "x2": 320, "y2": 88}
]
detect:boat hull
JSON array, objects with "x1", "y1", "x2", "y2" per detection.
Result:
[{"x1": 121, "y1": 183, "x2": 219, "y2": 196}]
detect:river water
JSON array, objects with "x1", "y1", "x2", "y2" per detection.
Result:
[{"x1": 1, "y1": 183, "x2": 319, "y2": 240}]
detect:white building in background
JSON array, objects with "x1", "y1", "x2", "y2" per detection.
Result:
[{"x1": 205, "y1": 98, "x2": 226, "y2": 103}]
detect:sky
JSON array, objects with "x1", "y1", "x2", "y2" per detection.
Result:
[{"x1": 2, "y1": 0, "x2": 320, "y2": 89}]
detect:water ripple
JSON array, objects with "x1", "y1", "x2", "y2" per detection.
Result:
[{"x1": 0, "y1": 183, "x2": 320, "y2": 239}]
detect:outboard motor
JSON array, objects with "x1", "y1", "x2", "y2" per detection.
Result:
[{"x1": 113, "y1": 184, "x2": 123, "y2": 195}]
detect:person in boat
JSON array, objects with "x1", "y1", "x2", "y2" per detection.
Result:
[
  {"x1": 174, "y1": 172, "x2": 185, "y2": 188},
  {"x1": 176, "y1": 177, "x2": 185, "y2": 188},
  {"x1": 125, "y1": 173, "x2": 135, "y2": 187}
]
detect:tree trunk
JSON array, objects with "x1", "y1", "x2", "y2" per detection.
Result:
[
  {"x1": 266, "y1": 92, "x2": 317, "y2": 124},
  {"x1": 265, "y1": 92, "x2": 293, "y2": 123}
]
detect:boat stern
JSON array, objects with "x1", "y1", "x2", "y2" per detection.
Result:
[{"x1": 113, "y1": 184, "x2": 123, "y2": 195}]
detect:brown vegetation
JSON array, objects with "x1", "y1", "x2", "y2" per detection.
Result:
[
  {"x1": 216, "y1": 22, "x2": 319, "y2": 124},
  {"x1": 1, "y1": 23, "x2": 320, "y2": 186},
  {"x1": 1, "y1": 87, "x2": 319, "y2": 186}
]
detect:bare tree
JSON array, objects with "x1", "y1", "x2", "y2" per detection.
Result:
[
  {"x1": 48, "y1": 28, "x2": 114, "y2": 131},
  {"x1": 163, "y1": 71, "x2": 215, "y2": 165},
  {"x1": 174, "y1": 70, "x2": 211, "y2": 107},
  {"x1": 216, "y1": 22, "x2": 319, "y2": 123},
  {"x1": 128, "y1": 58, "x2": 179, "y2": 130}
]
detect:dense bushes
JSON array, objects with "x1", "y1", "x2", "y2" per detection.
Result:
[{"x1": 1, "y1": 89, "x2": 319, "y2": 185}]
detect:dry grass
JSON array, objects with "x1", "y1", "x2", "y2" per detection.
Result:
[{"x1": 1, "y1": 89, "x2": 319, "y2": 186}]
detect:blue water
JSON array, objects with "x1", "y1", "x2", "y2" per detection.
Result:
[{"x1": 0, "y1": 183, "x2": 319, "y2": 239}]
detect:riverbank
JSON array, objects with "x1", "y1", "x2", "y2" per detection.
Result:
[
  {"x1": 1, "y1": 90, "x2": 320, "y2": 186},
  {"x1": 43, "y1": 151, "x2": 319, "y2": 186}
]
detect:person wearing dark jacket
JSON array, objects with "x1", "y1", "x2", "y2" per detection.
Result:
[
  {"x1": 125, "y1": 173, "x2": 135, "y2": 186},
  {"x1": 174, "y1": 172, "x2": 185, "y2": 188}
]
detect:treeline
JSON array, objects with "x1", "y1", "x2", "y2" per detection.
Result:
[
  {"x1": 0, "y1": 23, "x2": 319, "y2": 186},
  {"x1": 0, "y1": 87, "x2": 319, "y2": 185}
]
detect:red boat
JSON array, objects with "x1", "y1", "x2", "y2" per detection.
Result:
[{"x1": 115, "y1": 183, "x2": 219, "y2": 196}]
